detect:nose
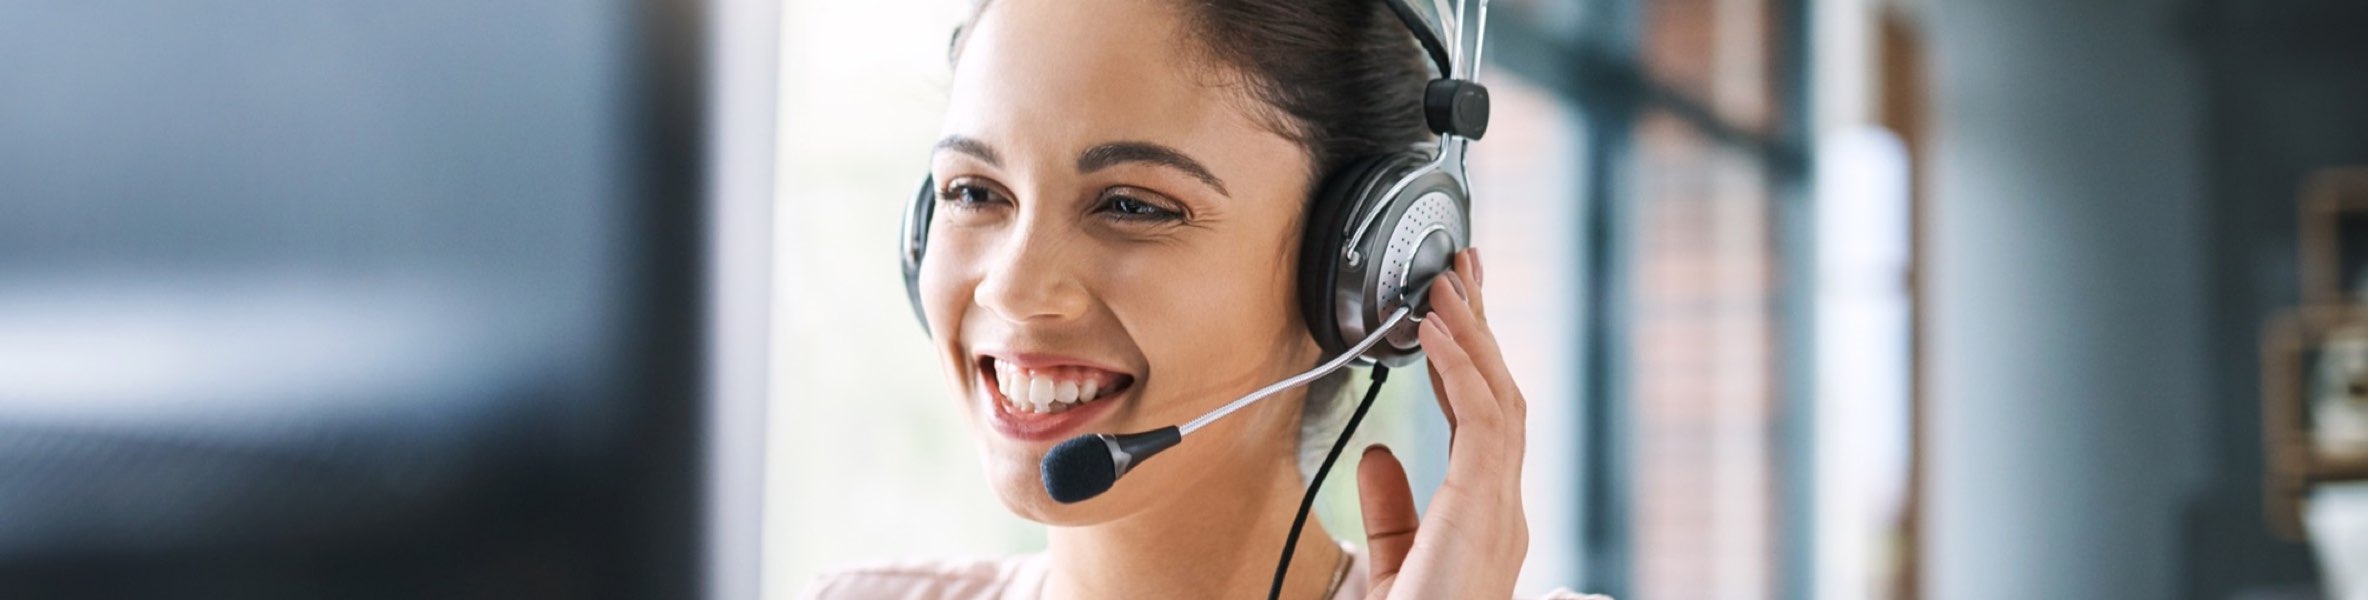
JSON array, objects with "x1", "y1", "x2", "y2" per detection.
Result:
[{"x1": 974, "y1": 218, "x2": 1091, "y2": 325}]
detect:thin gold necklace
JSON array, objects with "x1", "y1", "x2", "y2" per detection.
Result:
[{"x1": 1319, "y1": 545, "x2": 1352, "y2": 600}]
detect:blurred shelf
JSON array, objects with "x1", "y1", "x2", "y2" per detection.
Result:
[{"x1": 2311, "y1": 455, "x2": 2368, "y2": 484}]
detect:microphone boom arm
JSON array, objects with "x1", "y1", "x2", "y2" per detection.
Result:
[{"x1": 1179, "y1": 305, "x2": 1416, "y2": 436}]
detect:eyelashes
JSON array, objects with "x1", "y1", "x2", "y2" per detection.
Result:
[
  {"x1": 935, "y1": 178, "x2": 1188, "y2": 225},
  {"x1": 937, "y1": 180, "x2": 1003, "y2": 211},
  {"x1": 1095, "y1": 187, "x2": 1185, "y2": 223}
]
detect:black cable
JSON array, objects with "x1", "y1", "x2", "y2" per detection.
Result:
[{"x1": 1268, "y1": 365, "x2": 1392, "y2": 600}]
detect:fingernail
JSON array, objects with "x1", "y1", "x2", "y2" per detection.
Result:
[
  {"x1": 1363, "y1": 443, "x2": 1388, "y2": 457},
  {"x1": 1470, "y1": 247, "x2": 1485, "y2": 286},
  {"x1": 1443, "y1": 272, "x2": 1468, "y2": 301}
]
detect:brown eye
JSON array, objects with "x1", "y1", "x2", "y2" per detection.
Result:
[
  {"x1": 937, "y1": 180, "x2": 1004, "y2": 211},
  {"x1": 1097, "y1": 188, "x2": 1183, "y2": 223}
]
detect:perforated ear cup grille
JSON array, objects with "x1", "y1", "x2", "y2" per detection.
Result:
[{"x1": 1376, "y1": 191, "x2": 1465, "y2": 351}]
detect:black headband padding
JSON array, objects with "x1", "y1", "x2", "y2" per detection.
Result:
[{"x1": 1380, "y1": 0, "x2": 1454, "y2": 78}]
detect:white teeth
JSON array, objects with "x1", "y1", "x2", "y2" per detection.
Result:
[
  {"x1": 998, "y1": 363, "x2": 1016, "y2": 400},
  {"x1": 1029, "y1": 376, "x2": 1055, "y2": 409},
  {"x1": 988, "y1": 359, "x2": 1122, "y2": 413}
]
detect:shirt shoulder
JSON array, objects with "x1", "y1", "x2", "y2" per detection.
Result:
[
  {"x1": 1336, "y1": 542, "x2": 1611, "y2": 600},
  {"x1": 796, "y1": 554, "x2": 1048, "y2": 600}
]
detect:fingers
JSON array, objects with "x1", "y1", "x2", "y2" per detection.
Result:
[
  {"x1": 1423, "y1": 251, "x2": 1477, "y2": 435},
  {"x1": 1418, "y1": 310, "x2": 1504, "y2": 430},
  {"x1": 1423, "y1": 247, "x2": 1527, "y2": 449},
  {"x1": 1429, "y1": 268, "x2": 1525, "y2": 422},
  {"x1": 1427, "y1": 367, "x2": 1457, "y2": 434},
  {"x1": 1457, "y1": 248, "x2": 1486, "y2": 322},
  {"x1": 1357, "y1": 445, "x2": 1419, "y2": 584}
]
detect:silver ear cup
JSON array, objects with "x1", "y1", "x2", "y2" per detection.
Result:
[{"x1": 1332, "y1": 166, "x2": 1469, "y2": 367}]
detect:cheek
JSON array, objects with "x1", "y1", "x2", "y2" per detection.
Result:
[
  {"x1": 916, "y1": 251, "x2": 964, "y2": 338},
  {"x1": 917, "y1": 233, "x2": 988, "y2": 403},
  {"x1": 1113, "y1": 256, "x2": 1311, "y2": 412},
  {"x1": 918, "y1": 225, "x2": 995, "y2": 341}
]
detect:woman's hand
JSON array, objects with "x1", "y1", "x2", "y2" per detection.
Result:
[{"x1": 1359, "y1": 248, "x2": 1529, "y2": 599}]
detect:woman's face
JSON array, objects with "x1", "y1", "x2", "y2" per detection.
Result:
[{"x1": 921, "y1": 0, "x2": 1324, "y2": 524}]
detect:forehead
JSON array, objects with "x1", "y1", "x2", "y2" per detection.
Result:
[{"x1": 942, "y1": 0, "x2": 1306, "y2": 183}]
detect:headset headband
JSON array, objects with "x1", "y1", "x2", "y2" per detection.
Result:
[{"x1": 1385, "y1": 0, "x2": 1492, "y2": 142}]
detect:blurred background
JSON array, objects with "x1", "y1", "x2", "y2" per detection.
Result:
[
  {"x1": 0, "y1": 0, "x2": 774, "y2": 598},
  {"x1": 7, "y1": 0, "x2": 2368, "y2": 599}
]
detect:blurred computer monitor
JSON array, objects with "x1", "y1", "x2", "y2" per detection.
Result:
[{"x1": 0, "y1": 1, "x2": 771, "y2": 598}]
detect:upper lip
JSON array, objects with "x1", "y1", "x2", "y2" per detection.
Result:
[{"x1": 973, "y1": 349, "x2": 1137, "y2": 376}]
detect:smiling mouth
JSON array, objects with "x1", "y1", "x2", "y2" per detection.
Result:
[{"x1": 982, "y1": 357, "x2": 1137, "y2": 415}]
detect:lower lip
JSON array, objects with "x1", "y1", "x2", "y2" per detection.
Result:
[{"x1": 981, "y1": 370, "x2": 1125, "y2": 443}]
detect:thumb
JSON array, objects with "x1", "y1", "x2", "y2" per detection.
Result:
[{"x1": 1358, "y1": 444, "x2": 1419, "y2": 585}]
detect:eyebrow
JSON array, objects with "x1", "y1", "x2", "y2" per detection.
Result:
[
  {"x1": 1078, "y1": 141, "x2": 1230, "y2": 197},
  {"x1": 932, "y1": 136, "x2": 1232, "y2": 198},
  {"x1": 933, "y1": 135, "x2": 1002, "y2": 166}
]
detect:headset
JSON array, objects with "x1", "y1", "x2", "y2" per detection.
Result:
[{"x1": 899, "y1": 0, "x2": 1490, "y2": 369}]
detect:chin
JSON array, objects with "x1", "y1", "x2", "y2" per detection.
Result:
[{"x1": 981, "y1": 449, "x2": 1130, "y2": 526}]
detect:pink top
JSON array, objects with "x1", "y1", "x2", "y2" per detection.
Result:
[{"x1": 796, "y1": 541, "x2": 1609, "y2": 600}]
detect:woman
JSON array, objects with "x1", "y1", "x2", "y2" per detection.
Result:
[{"x1": 803, "y1": 0, "x2": 1601, "y2": 598}]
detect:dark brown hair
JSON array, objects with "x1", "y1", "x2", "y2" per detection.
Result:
[{"x1": 951, "y1": 0, "x2": 1436, "y2": 181}]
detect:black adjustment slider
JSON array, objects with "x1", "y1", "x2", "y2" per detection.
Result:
[{"x1": 1424, "y1": 79, "x2": 1492, "y2": 140}]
